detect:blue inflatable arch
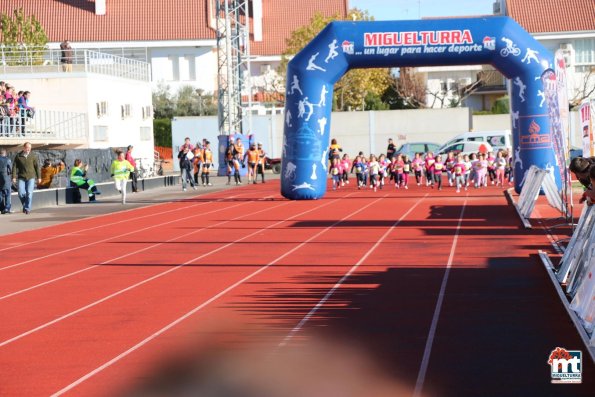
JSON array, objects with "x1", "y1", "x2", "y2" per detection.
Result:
[{"x1": 281, "y1": 16, "x2": 558, "y2": 200}]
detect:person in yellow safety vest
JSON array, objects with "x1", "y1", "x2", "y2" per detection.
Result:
[
  {"x1": 110, "y1": 150, "x2": 135, "y2": 204},
  {"x1": 200, "y1": 140, "x2": 213, "y2": 186},
  {"x1": 244, "y1": 143, "x2": 260, "y2": 184},
  {"x1": 70, "y1": 159, "x2": 100, "y2": 202}
]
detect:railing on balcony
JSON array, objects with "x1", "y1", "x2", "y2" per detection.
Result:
[
  {"x1": 477, "y1": 69, "x2": 507, "y2": 88},
  {"x1": 0, "y1": 48, "x2": 151, "y2": 82},
  {"x1": 0, "y1": 109, "x2": 87, "y2": 142}
]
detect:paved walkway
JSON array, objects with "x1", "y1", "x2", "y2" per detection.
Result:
[{"x1": 0, "y1": 175, "x2": 272, "y2": 236}]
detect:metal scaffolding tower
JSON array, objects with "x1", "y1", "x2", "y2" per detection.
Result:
[{"x1": 216, "y1": 0, "x2": 252, "y2": 136}]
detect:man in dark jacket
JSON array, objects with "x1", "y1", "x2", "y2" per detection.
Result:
[
  {"x1": 178, "y1": 146, "x2": 196, "y2": 191},
  {"x1": 12, "y1": 142, "x2": 40, "y2": 214},
  {"x1": 0, "y1": 148, "x2": 12, "y2": 214}
]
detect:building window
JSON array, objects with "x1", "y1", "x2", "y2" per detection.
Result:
[
  {"x1": 574, "y1": 38, "x2": 595, "y2": 66},
  {"x1": 141, "y1": 105, "x2": 152, "y2": 119},
  {"x1": 93, "y1": 126, "x2": 108, "y2": 141},
  {"x1": 440, "y1": 81, "x2": 447, "y2": 92},
  {"x1": 121, "y1": 104, "x2": 131, "y2": 119},
  {"x1": 140, "y1": 126, "x2": 152, "y2": 141},
  {"x1": 96, "y1": 101, "x2": 108, "y2": 118}
]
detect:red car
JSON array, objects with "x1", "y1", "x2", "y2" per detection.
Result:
[{"x1": 264, "y1": 157, "x2": 281, "y2": 174}]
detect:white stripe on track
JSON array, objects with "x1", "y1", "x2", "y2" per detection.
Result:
[
  {"x1": 278, "y1": 194, "x2": 427, "y2": 348},
  {"x1": 0, "y1": 192, "x2": 258, "y2": 271},
  {"x1": 50, "y1": 193, "x2": 382, "y2": 397},
  {"x1": 0, "y1": 188, "x2": 262, "y2": 252},
  {"x1": 0, "y1": 196, "x2": 280, "y2": 301},
  {"x1": 413, "y1": 198, "x2": 467, "y2": 397},
  {"x1": 1, "y1": 193, "x2": 361, "y2": 348}
]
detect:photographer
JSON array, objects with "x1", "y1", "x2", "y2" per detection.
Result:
[
  {"x1": 69, "y1": 159, "x2": 100, "y2": 202},
  {"x1": 38, "y1": 159, "x2": 65, "y2": 189}
]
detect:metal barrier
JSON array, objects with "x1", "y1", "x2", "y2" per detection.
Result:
[
  {"x1": 508, "y1": 165, "x2": 565, "y2": 229},
  {"x1": 556, "y1": 205, "x2": 595, "y2": 284},
  {"x1": 539, "y1": 202, "x2": 595, "y2": 357},
  {"x1": 0, "y1": 48, "x2": 150, "y2": 82},
  {"x1": 0, "y1": 108, "x2": 87, "y2": 141}
]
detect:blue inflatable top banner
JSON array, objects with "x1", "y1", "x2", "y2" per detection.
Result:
[{"x1": 281, "y1": 16, "x2": 559, "y2": 200}]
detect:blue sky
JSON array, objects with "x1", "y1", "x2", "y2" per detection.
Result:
[{"x1": 349, "y1": 0, "x2": 495, "y2": 20}]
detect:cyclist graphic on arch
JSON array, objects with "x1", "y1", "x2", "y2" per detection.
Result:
[{"x1": 500, "y1": 37, "x2": 521, "y2": 57}]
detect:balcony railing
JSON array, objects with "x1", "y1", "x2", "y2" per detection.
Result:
[
  {"x1": 0, "y1": 48, "x2": 151, "y2": 82},
  {"x1": 0, "y1": 109, "x2": 87, "y2": 143}
]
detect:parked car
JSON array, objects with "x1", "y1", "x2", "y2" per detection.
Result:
[
  {"x1": 437, "y1": 141, "x2": 493, "y2": 157},
  {"x1": 264, "y1": 157, "x2": 281, "y2": 174},
  {"x1": 395, "y1": 142, "x2": 441, "y2": 159},
  {"x1": 438, "y1": 130, "x2": 512, "y2": 152},
  {"x1": 569, "y1": 146, "x2": 583, "y2": 160}
]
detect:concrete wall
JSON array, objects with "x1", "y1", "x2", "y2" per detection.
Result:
[
  {"x1": 173, "y1": 108, "x2": 585, "y2": 162},
  {"x1": 9, "y1": 175, "x2": 179, "y2": 210}
]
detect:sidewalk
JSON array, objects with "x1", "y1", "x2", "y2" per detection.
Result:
[{"x1": 0, "y1": 175, "x2": 272, "y2": 236}]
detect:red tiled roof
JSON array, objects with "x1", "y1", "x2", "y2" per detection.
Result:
[
  {"x1": 251, "y1": 0, "x2": 348, "y2": 56},
  {"x1": 0, "y1": 0, "x2": 348, "y2": 56},
  {"x1": 506, "y1": 0, "x2": 595, "y2": 33}
]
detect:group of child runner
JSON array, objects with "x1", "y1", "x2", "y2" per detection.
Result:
[{"x1": 328, "y1": 145, "x2": 513, "y2": 193}]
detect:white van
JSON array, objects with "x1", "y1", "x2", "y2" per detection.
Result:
[
  {"x1": 439, "y1": 130, "x2": 512, "y2": 152},
  {"x1": 436, "y1": 141, "x2": 493, "y2": 157}
]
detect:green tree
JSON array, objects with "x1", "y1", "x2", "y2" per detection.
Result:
[
  {"x1": 153, "y1": 118, "x2": 172, "y2": 147},
  {"x1": 152, "y1": 83, "x2": 174, "y2": 119},
  {"x1": 280, "y1": 9, "x2": 392, "y2": 111},
  {"x1": 491, "y1": 95, "x2": 510, "y2": 114},
  {"x1": 0, "y1": 7, "x2": 48, "y2": 65},
  {"x1": 152, "y1": 84, "x2": 218, "y2": 146}
]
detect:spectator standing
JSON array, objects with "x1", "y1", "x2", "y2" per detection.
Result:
[
  {"x1": 386, "y1": 138, "x2": 396, "y2": 160},
  {"x1": 201, "y1": 140, "x2": 214, "y2": 186},
  {"x1": 178, "y1": 146, "x2": 196, "y2": 191},
  {"x1": 60, "y1": 40, "x2": 73, "y2": 72},
  {"x1": 11, "y1": 142, "x2": 40, "y2": 214},
  {"x1": 0, "y1": 148, "x2": 12, "y2": 214},
  {"x1": 180, "y1": 137, "x2": 194, "y2": 152},
  {"x1": 111, "y1": 150, "x2": 135, "y2": 204},
  {"x1": 38, "y1": 159, "x2": 65, "y2": 189},
  {"x1": 125, "y1": 145, "x2": 139, "y2": 193},
  {"x1": 256, "y1": 143, "x2": 267, "y2": 184}
]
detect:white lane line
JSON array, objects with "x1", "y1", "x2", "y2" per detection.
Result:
[
  {"x1": 0, "y1": 192, "x2": 257, "y2": 271},
  {"x1": 278, "y1": 194, "x2": 428, "y2": 348},
  {"x1": 0, "y1": 188, "x2": 261, "y2": 252},
  {"x1": 50, "y1": 193, "x2": 382, "y2": 397},
  {"x1": 413, "y1": 198, "x2": 467, "y2": 397},
  {"x1": 0, "y1": 193, "x2": 362, "y2": 348},
  {"x1": 0, "y1": 196, "x2": 281, "y2": 301}
]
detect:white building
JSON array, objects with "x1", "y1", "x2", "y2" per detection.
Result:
[
  {"x1": 0, "y1": 50, "x2": 155, "y2": 163},
  {"x1": 418, "y1": 0, "x2": 595, "y2": 111}
]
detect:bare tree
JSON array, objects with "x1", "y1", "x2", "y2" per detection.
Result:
[{"x1": 570, "y1": 66, "x2": 595, "y2": 107}]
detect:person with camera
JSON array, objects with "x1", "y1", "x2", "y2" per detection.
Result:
[
  {"x1": 38, "y1": 159, "x2": 65, "y2": 189},
  {"x1": 70, "y1": 159, "x2": 100, "y2": 202}
]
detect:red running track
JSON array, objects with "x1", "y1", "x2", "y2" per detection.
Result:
[{"x1": 0, "y1": 181, "x2": 593, "y2": 397}]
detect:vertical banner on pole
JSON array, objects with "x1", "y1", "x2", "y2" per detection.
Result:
[
  {"x1": 554, "y1": 51, "x2": 572, "y2": 220},
  {"x1": 580, "y1": 101, "x2": 592, "y2": 157}
]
